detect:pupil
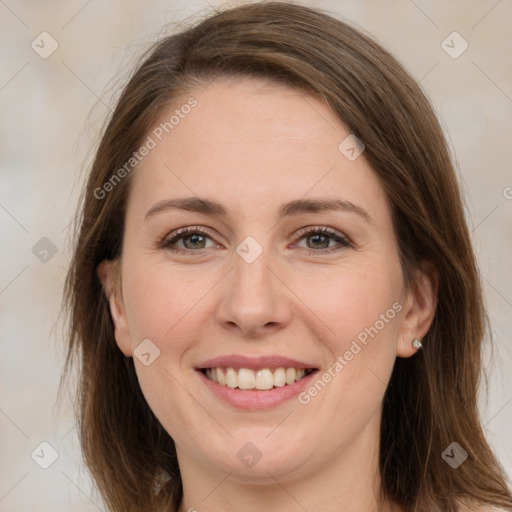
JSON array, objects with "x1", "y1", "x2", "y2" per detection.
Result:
[
  {"x1": 184, "y1": 234, "x2": 205, "y2": 249},
  {"x1": 308, "y1": 234, "x2": 329, "y2": 249}
]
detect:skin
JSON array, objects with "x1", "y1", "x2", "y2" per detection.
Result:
[{"x1": 99, "y1": 78, "x2": 438, "y2": 512}]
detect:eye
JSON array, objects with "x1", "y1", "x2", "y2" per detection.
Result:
[
  {"x1": 159, "y1": 225, "x2": 352, "y2": 256},
  {"x1": 293, "y1": 226, "x2": 352, "y2": 255},
  {"x1": 160, "y1": 227, "x2": 220, "y2": 253}
]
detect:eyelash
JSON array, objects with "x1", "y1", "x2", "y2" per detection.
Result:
[{"x1": 159, "y1": 226, "x2": 352, "y2": 256}]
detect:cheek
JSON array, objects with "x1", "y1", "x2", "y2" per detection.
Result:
[
  {"x1": 294, "y1": 259, "x2": 402, "y2": 348},
  {"x1": 120, "y1": 260, "x2": 216, "y2": 434},
  {"x1": 122, "y1": 258, "x2": 219, "y2": 349},
  {"x1": 294, "y1": 260, "x2": 401, "y2": 406}
]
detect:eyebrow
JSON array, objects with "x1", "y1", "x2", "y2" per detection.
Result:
[{"x1": 144, "y1": 196, "x2": 372, "y2": 223}]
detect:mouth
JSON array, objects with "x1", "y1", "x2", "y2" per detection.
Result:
[{"x1": 199, "y1": 367, "x2": 317, "y2": 391}]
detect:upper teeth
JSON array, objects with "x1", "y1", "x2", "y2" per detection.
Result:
[{"x1": 204, "y1": 367, "x2": 312, "y2": 390}]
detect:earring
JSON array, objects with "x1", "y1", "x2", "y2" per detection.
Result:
[{"x1": 412, "y1": 338, "x2": 422, "y2": 349}]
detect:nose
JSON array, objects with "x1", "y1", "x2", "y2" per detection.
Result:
[{"x1": 215, "y1": 245, "x2": 292, "y2": 338}]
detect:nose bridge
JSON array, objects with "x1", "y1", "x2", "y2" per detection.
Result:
[
  {"x1": 216, "y1": 237, "x2": 291, "y2": 335},
  {"x1": 232, "y1": 241, "x2": 275, "y2": 306}
]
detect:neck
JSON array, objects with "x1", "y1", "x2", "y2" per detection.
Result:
[{"x1": 176, "y1": 413, "x2": 399, "y2": 512}]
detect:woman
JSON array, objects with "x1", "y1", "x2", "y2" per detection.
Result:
[{"x1": 62, "y1": 2, "x2": 512, "y2": 511}]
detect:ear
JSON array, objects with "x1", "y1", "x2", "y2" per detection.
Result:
[
  {"x1": 396, "y1": 262, "x2": 439, "y2": 358},
  {"x1": 97, "y1": 259, "x2": 133, "y2": 357}
]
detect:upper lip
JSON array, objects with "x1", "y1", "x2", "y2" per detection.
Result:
[{"x1": 196, "y1": 355, "x2": 318, "y2": 371}]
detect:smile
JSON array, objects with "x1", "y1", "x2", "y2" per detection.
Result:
[{"x1": 202, "y1": 367, "x2": 315, "y2": 390}]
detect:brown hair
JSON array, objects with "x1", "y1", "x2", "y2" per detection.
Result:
[{"x1": 62, "y1": 2, "x2": 512, "y2": 511}]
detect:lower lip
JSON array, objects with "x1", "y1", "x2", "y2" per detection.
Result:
[{"x1": 196, "y1": 370, "x2": 318, "y2": 410}]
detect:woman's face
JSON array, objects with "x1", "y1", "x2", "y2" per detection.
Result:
[{"x1": 102, "y1": 78, "x2": 432, "y2": 483}]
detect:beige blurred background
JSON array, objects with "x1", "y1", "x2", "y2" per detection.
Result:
[{"x1": 1, "y1": 0, "x2": 511, "y2": 510}]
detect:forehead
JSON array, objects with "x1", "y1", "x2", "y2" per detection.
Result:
[{"x1": 127, "y1": 78, "x2": 390, "y2": 225}]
